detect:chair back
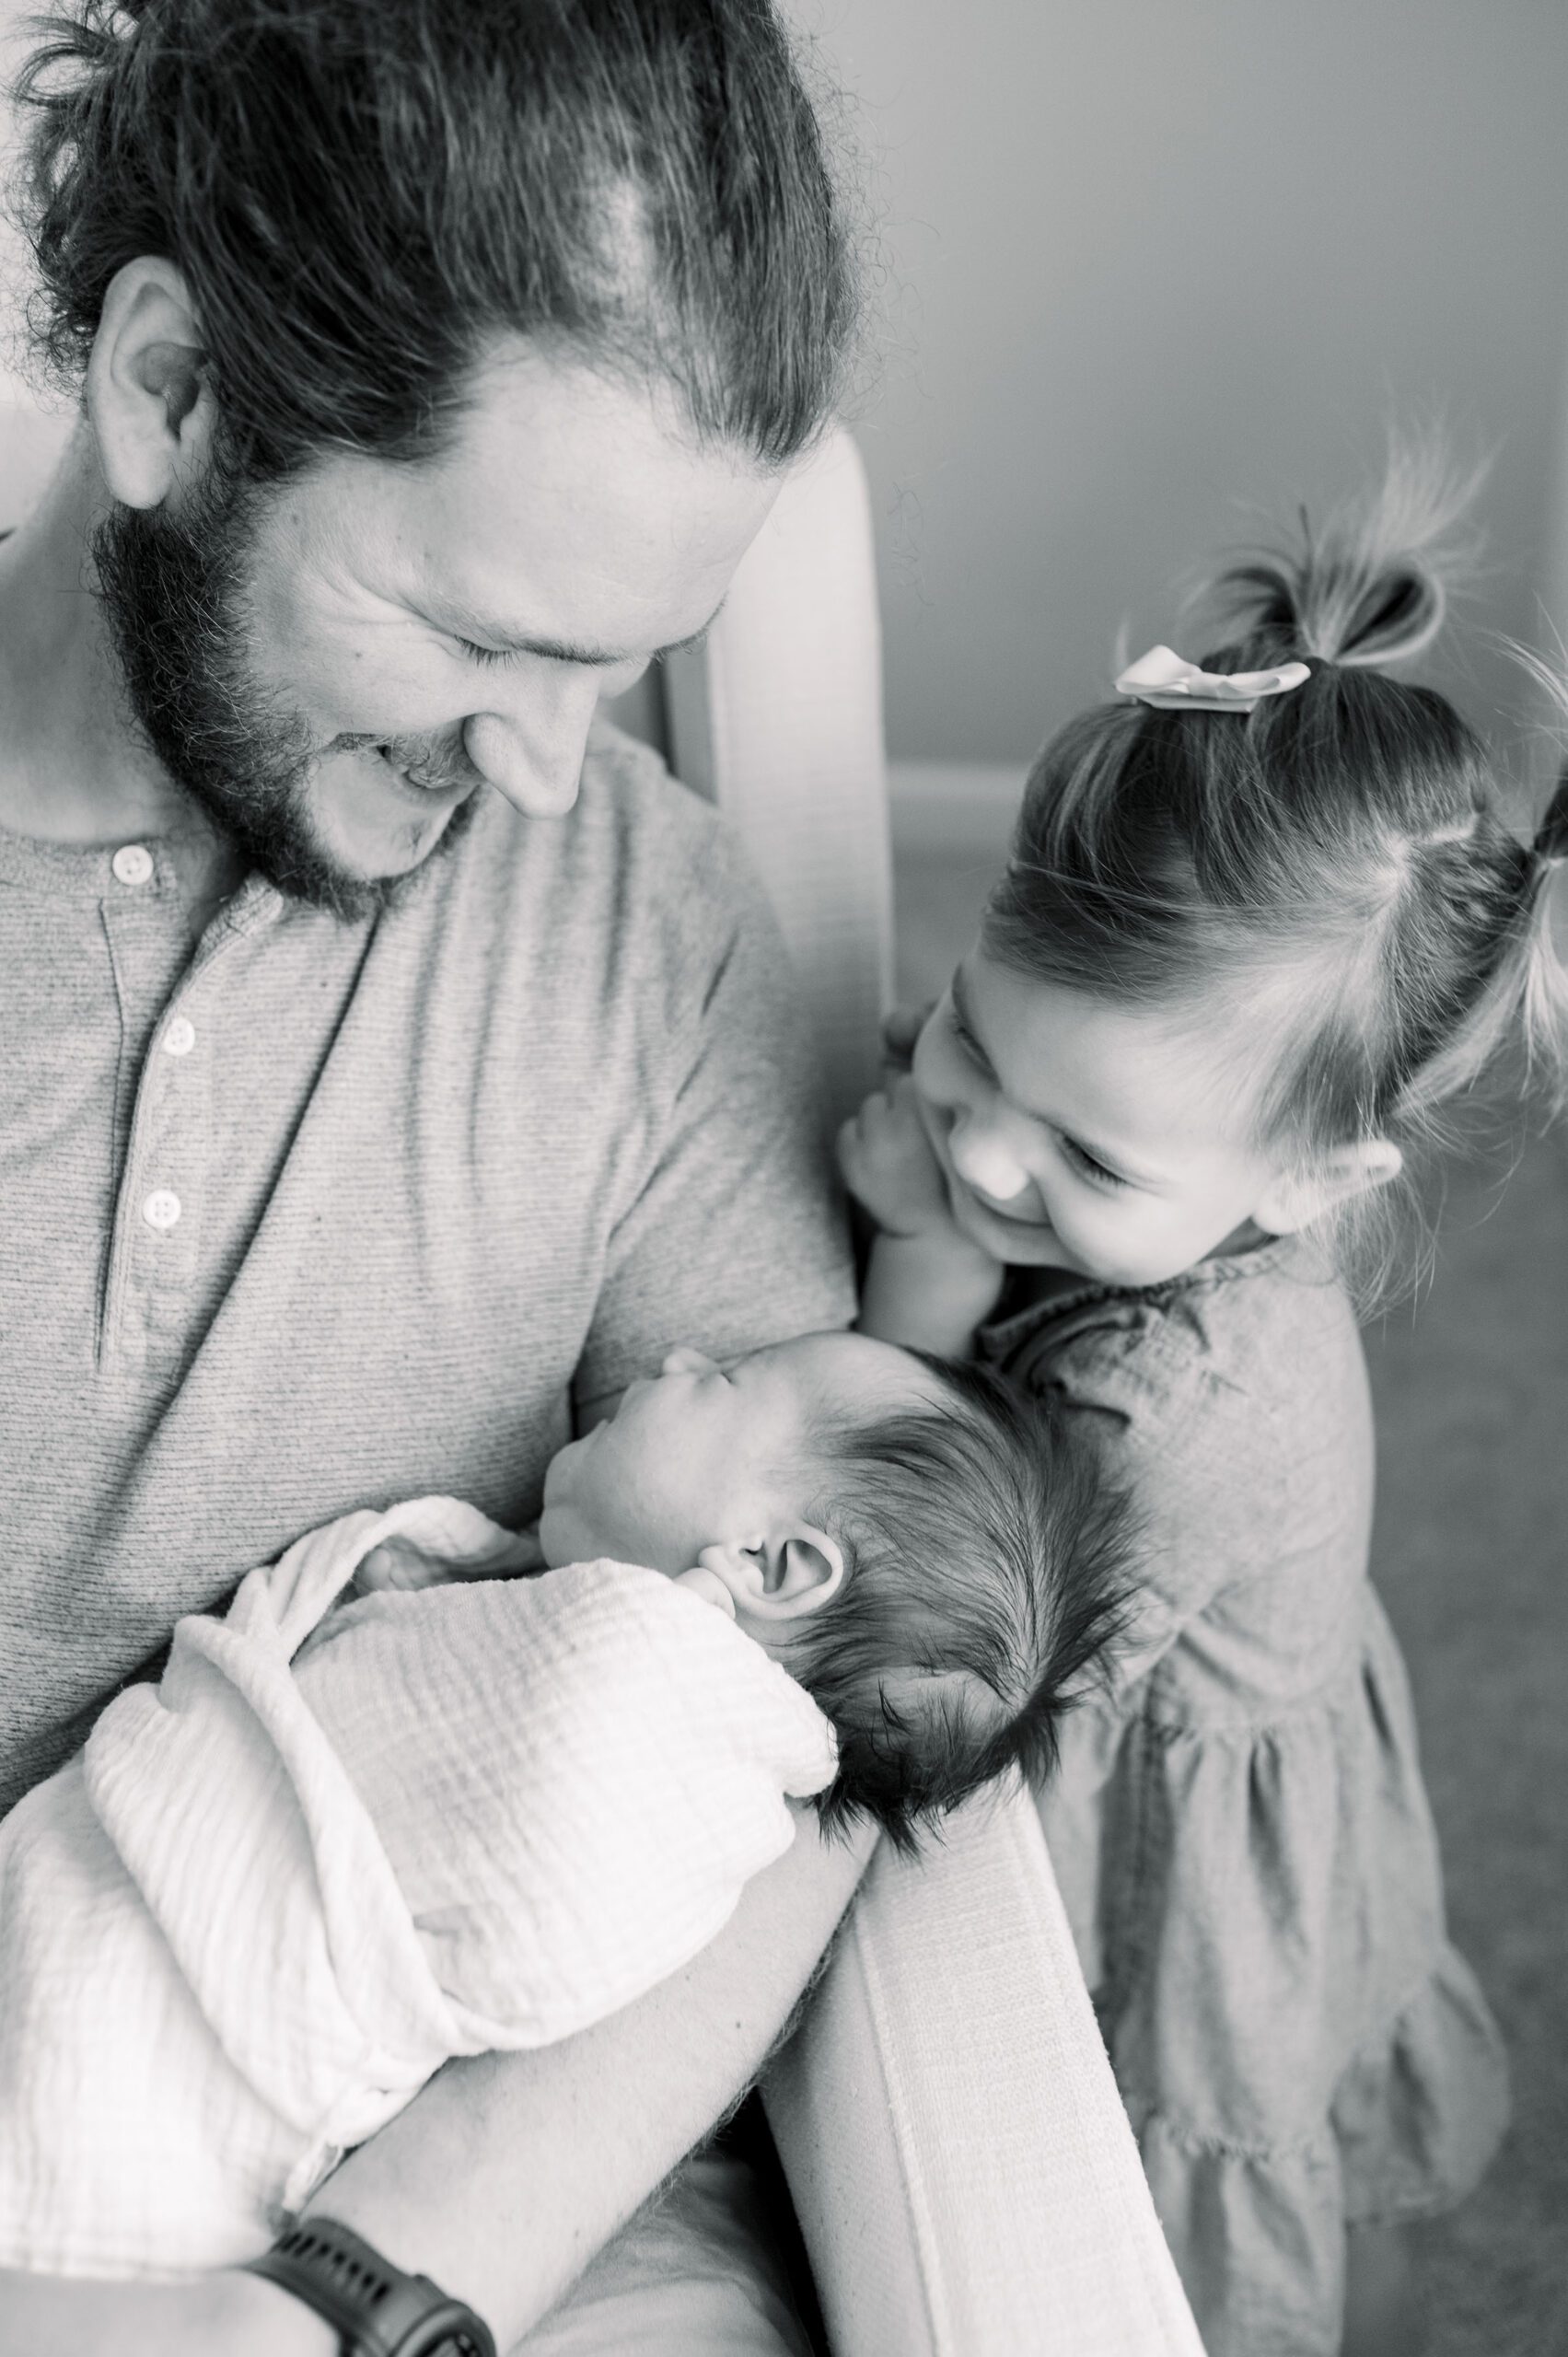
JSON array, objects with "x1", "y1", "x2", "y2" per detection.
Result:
[{"x1": 659, "y1": 425, "x2": 894, "y2": 1127}]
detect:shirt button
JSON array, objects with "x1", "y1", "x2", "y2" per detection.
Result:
[
  {"x1": 142, "y1": 1189, "x2": 182, "y2": 1231},
  {"x1": 111, "y1": 843, "x2": 155, "y2": 888},
  {"x1": 163, "y1": 1016, "x2": 197, "y2": 1057}
]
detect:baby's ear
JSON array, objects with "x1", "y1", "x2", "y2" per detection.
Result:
[
  {"x1": 697, "y1": 1527, "x2": 844, "y2": 1621},
  {"x1": 1255, "y1": 1137, "x2": 1402, "y2": 1235}
]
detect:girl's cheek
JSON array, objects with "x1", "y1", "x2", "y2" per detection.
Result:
[
  {"x1": 911, "y1": 1029, "x2": 966, "y2": 1121},
  {"x1": 1049, "y1": 1190, "x2": 1158, "y2": 1285}
]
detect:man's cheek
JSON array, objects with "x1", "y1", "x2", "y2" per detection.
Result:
[
  {"x1": 247, "y1": 588, "x2": 452, "y2": 737},
  {"x1": 310, "y1": 652, "x2": 462, "y2": 740}
]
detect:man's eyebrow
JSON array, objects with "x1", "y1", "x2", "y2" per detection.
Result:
[
  {"x1": 425, "y1": 594, "x2": 728, "y2": 668},
  {"x1": 951, "y1": 963, "x2": 1167, "y2": 1187}
]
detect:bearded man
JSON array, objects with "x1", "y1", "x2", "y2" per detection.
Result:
[{"x1": 0, "y1": 4, "x2": 868, "y2": 2350}]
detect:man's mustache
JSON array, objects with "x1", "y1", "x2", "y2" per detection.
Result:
[{"x1": 335, "y1": 730, "x2": 480, "y2": 795}]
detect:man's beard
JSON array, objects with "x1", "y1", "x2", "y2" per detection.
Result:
[{"x1": 90, "y1": 467, "x2": 478, "y2": 923}]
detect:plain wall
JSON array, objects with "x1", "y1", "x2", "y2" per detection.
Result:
[{"x1": 800, "y1": 0, "x2": 1568, "y2": 778}]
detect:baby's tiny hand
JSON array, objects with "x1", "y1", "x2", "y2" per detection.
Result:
[
  {"x1": 838, "y1": 1074, "x2": 958, "y2": 1239},
  {"x1": 354, "y1": 1523, "x2": 545, "y2": 1595}
]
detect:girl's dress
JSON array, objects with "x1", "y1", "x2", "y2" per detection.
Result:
[{"x1": 980, "y1": 1236, "x2": 1508, "y2": 2357}]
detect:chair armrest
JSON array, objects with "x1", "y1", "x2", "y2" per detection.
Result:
[{"x1": 763, "y1": 1783, "x2": 1206, "y2": 2357}]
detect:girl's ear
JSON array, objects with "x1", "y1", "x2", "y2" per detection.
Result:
[
  {"x1": 1255, "y1": 1138, "x2": 1403, "y2": 1235},
  {"x1": 696, "y1": 1527, "x2": 845, "y2": 1620}
]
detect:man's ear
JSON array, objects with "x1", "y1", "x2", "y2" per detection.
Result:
[
  {"x1": 1255, "y1": 1137, "x2": 1402, "y2": 1235},
  {"x1": 85, "y1": 258, "x2": 217, "y2": 512},
  {"x1": 696, "y1": 1526, "x2": 844, "y2": 1622}
]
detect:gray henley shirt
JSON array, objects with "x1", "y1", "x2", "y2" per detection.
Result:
[{"x1": 0, "y1": 718, "x2": 854, "y2": 1815}]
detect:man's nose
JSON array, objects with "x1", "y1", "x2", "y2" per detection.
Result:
[
  {"x1": 948, "y1": 1113, "x2": 1031, "y2": 1202},
  {"x1": 462, "y1": 666, "x2": 604, "y2": 818}
]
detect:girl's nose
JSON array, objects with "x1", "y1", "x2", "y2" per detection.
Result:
[{"x1": 948, "y1": 1118, "x2": 1032, "y2": 1203}]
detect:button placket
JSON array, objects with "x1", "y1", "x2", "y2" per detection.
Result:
[{"x1": 99, "y1": 938, "x2": 221, "y2": 1376}]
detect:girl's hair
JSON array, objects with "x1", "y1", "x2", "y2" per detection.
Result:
[
  {"x1": 985, "y1": 454, "x2": 1568, "y2": 1295},
  {"x1": 10, "y1": 0, "x2": 860, "y2": 482}
]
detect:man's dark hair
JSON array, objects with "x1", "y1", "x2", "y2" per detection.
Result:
[
  {"x1": 790, "y1": 1357, "x2": 1133, "y2": 1856},
  {"x1": 14, "y1": 0, "x2": 858, "y2": 480}
]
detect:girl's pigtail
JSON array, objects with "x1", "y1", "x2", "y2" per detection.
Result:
[
  {"x1": 1534, "y1": 767, "x2": 1568, "y2": 865},
  {"x1": 1196, "y1": 442, "x2": 1481, "y2": 676},
  {"x1": 1520, "y1": 769, "x2": 1568, "y2": 1112},
  {"x1": 1395, "y1": 768, "x2": 1568, "y2": 1129}
]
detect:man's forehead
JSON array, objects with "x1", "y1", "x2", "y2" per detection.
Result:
[{"x1": 331, "y1": 353, "x2": 777, "y2": 654}]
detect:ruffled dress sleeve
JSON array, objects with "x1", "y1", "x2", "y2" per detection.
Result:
[{"x1": 981, "y1": 1252, "x2": 1508, "y2": 2357}]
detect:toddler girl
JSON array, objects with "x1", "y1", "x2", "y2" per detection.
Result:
[{"x1": 841, "y1": 472, "x2": 1565, "y2": 2357}]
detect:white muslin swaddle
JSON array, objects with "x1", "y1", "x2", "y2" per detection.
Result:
[{"x1": 0, "y1": 1498, "x2": 838, "y2": 2278}]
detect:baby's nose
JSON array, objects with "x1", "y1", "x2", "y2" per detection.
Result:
[{"x1": 661, "y1": 1345, "x2": 719, "y2": 1377}]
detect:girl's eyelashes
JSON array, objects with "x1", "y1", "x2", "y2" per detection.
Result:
[
  {"x1": 1060, "y1": 1135, "x2": 1129, "y2": 1190},
  {"x1": 945, "y1": 992, "x2": 1131, "y2": 1190},
  {"x1": 947, "y1": 1004, "x2": 994, "y2": 1074}
]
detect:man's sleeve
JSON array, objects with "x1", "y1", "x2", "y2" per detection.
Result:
[{"x1": 572, "y1": 825, "x2": 855, "y2": 1419}]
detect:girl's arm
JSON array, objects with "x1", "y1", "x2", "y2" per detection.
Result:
[{"x1": 839, "y1": 1078, "x2": 1005, "y2": 1357}]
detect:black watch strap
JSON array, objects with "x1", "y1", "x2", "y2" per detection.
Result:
[{"x1": 242, "y1": 2217, "x2": 498, "y2": 2357}]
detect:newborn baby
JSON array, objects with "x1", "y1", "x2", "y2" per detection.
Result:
[{"x1": 0, "y1": 1329, "x2": 1127, "y2": 2276}]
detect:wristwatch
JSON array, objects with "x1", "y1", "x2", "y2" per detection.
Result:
[{"x1": 243, "y1": 2217, "x2": 497, "y2": 2357}]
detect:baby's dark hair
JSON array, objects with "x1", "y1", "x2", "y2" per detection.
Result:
[
  {"x1": 986, "y1": 450, "x2": 1568, "y2": 1303},
  {"x1": 786, "y1": 1354, "x2": 1132, "y2": 1855}
]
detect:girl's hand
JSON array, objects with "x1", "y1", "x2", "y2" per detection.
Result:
[
  {"x1": 879, "y1": 1002, "x2": 934, "y2": 1075},
  {"x1": 355, "y1": 1524, "x2": 546, "y2": 1595},
  {"x1": 845, "y1": 1074, "x2": 1006, "y2": 1353},
  {"x1": 838, "y1": 1074, "x2": 958, "y2": 1240}
]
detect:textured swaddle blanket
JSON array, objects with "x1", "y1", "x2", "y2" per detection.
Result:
[{"x1": 0, "y1": 1497, "x2": 838, "y2": 2278}]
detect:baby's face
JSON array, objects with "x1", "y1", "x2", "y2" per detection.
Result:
[{"x1": 540, "y1": 1329, "x2": 933, "y2": 1576}]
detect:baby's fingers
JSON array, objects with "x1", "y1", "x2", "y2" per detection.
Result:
[{"x1": 355, "y1": 1537, "x2": 449, "y2": 1593}]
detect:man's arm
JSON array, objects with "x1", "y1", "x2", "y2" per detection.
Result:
[
  {"x1": 305, "y1": 1811, "x2": 874, "y2": 2336},
  {"x1": 0, "y1": 1814, "x2": 872, "y2": 2356}
]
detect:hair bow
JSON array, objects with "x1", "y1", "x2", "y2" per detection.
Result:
[{"x1": 1114, "y1": 644, "x2": 1311, "y2": 714}]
